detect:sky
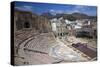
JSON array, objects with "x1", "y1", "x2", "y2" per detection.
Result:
[{"x1": 14, "y1": 1, "x2": 97, "y2": 16}]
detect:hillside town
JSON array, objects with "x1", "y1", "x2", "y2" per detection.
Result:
[{"x1": 13, "y1": 2, "x2": 97, "y2": 65}]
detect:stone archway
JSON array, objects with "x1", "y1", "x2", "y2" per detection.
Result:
[{"x1": 24, "y1": 21, "x2": 30, "y2": 28}]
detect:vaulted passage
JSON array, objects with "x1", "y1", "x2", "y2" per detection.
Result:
[{"x1": 24, "y1": 21, "x2": 30, "y2": 28}]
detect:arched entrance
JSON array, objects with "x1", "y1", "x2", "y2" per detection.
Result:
[{"x1": 24, "y1": 21, "x2": 30, "y2": 28}]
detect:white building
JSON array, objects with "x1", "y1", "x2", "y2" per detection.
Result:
[{"x1": 50, "y1": 17, "x2": 67, "y2": 37}]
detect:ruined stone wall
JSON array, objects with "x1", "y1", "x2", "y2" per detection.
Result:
[
  {"x1": 14, "y1": 9, "x2": 51, "y2": 34},
  {"x1": 14, "y1": 9, "x2": 33, "y2": 32}
]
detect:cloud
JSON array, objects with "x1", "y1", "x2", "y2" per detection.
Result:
[
  {"x1": 15, "y1": 5, "x2": 33, "y2": 12},
  {"x1": 50, "y1": 9, "x2": 55, "y2": 12},
  {"x1": 50, "y1": 9, "x2": 62, "y2": 13},
  {"x1": 74, "y1": 6, "x2": 92, "y2": 12},
  {"x1": 65, "y1": 10, "x2": 80, "y2": 14},
  {"x1": 65, "y1": 6, "x2": 90, "y2": 14},
  {"x1": 49, "y1": 9, "x2": 64, "y2": 15},
  {"x1": 73, "y1": 6, "x2": 85, "y2": 13},
  {"x1": 74, "y1": 6, "x2": 85, "y2": 9},
  {"x1": 22, "y1": 5, "x2": 33, "y2": 10}
]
